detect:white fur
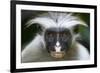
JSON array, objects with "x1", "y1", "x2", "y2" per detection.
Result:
[
  {"x1": 76, "y1": 43, "x2": 89, "y2": 60},
  {"x1": 26, "y1": 12, "x2": 87, "y2": 29}
]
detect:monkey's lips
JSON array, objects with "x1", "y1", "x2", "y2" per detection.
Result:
[{"x1": 50, "y1": 51, "x2": 65, "y2": 59}]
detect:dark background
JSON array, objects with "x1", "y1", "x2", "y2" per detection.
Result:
[{"x1": 21, "y1": 10, "x2": 90, "y2": 52}]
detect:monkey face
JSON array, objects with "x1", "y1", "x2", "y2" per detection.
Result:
[{"x1": 44, "y1": 28, "x2": 73, "y2": 59}]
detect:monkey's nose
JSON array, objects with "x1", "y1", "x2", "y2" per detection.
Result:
[
  {"x1": 56, "y1": 41, "x2": 60, "y2": 46},
  {"x1": 55, "y1": 41, "x2": 61, "y2": 52}
]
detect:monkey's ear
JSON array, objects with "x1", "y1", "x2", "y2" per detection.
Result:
[
  {"x1": 26, "y1": 23, "x2": 44, "y2": 34},
  {"x1": 35, "y1": 23, "x2": 45, "y2": 34},
  {"x1": 73, "y1": 25, "x2": 80, "y2": 34},
  {"x1": 73, "y1": 24, "x2": 88, "y2": 34},
  {"x1": 22, "y1": 23, "x2": 44, "y2": 48}
]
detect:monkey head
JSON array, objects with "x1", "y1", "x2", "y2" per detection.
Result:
[{"x1": 44, "y1": 27, "x2": 73, "y2": 59}]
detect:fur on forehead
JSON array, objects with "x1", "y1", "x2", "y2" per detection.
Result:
[{"x1": 26, "y1": 12, "x2": 87, "y2": 30}]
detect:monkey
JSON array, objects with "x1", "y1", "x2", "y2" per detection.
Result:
[{"x1": 21, "y1": 12, "x2": 90, "y2": 63}]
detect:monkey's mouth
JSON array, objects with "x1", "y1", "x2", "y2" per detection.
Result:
[{"x1": 50, "y1": 51, "x2": 65, "y2": 59}]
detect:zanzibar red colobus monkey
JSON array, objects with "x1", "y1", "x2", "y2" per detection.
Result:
[{"x1": 22, "y1": 12, "x2": 89, "y2": 63}]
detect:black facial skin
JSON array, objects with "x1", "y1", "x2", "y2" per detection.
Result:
[{"x1": 44, "y1": 28, "x2": 72, "y2": 53}]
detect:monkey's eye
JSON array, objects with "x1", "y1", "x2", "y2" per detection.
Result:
[
  {"x1": 45, "y1": 33, "x2": 55, "y2": 42},
  {"x1": 60, "y1": 33, "x2": 68, "y2": 41},
  {"x1": 48, "y1": 33, "x2": 54, "y2": 37}
]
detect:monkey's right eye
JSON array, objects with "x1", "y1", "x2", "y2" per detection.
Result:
[
  {"x1": 45, "y1": 33, "x2": 55, "y2": 42},
  {"x1": 48, "y1": 37, "x2": 54, "y2": 42},
  {"x1": 48, "y1": 33, "x2": 53, "y2": 37}
]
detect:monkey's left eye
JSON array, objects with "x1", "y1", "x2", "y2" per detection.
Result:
[
  {"x1": 61, "y1": 32, "x2": 68, "y2": 37},
  {"x1": 61, "y1": 33, "x2": 67, "y2": 37},
  {"x1": 60, "y1": 33, "x2": 68, "y2": 41}
]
